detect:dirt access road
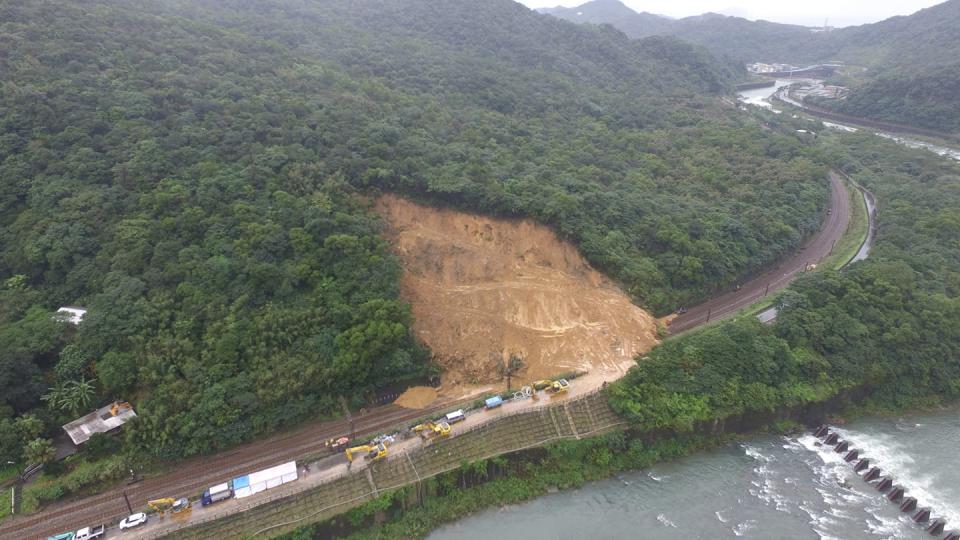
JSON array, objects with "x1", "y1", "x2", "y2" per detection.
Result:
[
  {"x1": 2, "y1": 173, "x2": 850, "y2": 540},
  {"x1": 669, "y1": 171, "x2": 851, "y2": 333}
]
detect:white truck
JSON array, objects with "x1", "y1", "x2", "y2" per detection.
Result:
[
  {"x1": 201, "y1": 481, "x2": 233, "y2": 506},
  {"x1": 73, "y1": 525, "x2": 106, "y2": 540}
]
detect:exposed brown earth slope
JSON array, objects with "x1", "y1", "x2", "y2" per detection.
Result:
[{"x1": 375, "y1": 194, "x2": 660, "y2": 389}]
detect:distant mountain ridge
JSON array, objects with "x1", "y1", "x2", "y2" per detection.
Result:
[
  {"x1": 537, "y1": 0, "x2": 674, "y2": 36},
  {"x1": 537, "y1": 0, "x2": 960, "y2": 66},
  {"x1": 539, "y1": 0, "x2": 960, "y2": 133}
]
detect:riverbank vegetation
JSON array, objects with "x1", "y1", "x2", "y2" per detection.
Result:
[{"x1": 0, "y1": 0, "x2": 828, "y2": 474}]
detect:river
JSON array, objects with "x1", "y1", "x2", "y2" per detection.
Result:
[
  {"x1": 737, "y1": 80, "x2": 960, "y2": 162},
  {"x1": 430, "y1": 409, "x2": 960, "y2": 540}
]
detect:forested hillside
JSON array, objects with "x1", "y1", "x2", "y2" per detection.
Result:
[
  {"x1": 543, "y1": 0, "x2": 960, "y2": 133},
  {"x1": 0, "y1": 0, "x2": 827, "y2": 466},
  {"x1": 823, "y1": 1, "x2": 960, "y2": 132},
  {"x1": 612, "y1": 128, "x2": 960, "y2": 437}
]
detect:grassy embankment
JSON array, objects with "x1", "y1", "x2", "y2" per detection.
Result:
[{"x1": 0, "y1": 464, "x2": 18, "y2": 522}]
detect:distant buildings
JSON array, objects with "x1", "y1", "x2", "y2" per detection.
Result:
[
  {"x1": 792, "y1": 82, "x2": 849, "y2": 100},
  {"x1": 746, "y1": 63, "x2": 845, "y2": 79},
  {"x1": 747, "y1": 62, "x2": 798, "y2": 74}
]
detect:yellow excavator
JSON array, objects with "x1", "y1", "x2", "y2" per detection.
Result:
[
  {"x1": 531, "y1": 380, "x2": 554, "y2": 391},
  {"x1": 531, "y1": 379, "x2": 570, "y2": 395},
  {"x1": 110, "y1": 401, "x2": 133, "y2": 416},
  {"x1": 412, "y1": 420, "x2": 451, "y2": 440},
  {"x1": 345, "y1": 441, "x2": 388, "y2": 463},
  {"x1": 547, "y1": 379, "x2": 570, "y2": 395},
  {"x1": 147, "y1": 497, "x2": 190, "y2": 515}
]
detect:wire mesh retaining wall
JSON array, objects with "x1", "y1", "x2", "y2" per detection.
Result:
[{"x1": 159, "y1": 390, "x2": 626, "y2": 539}]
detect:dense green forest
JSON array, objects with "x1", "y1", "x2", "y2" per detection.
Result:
[
  {"x1": 611, "y1": 129, "x2": 960, "y2": 432},
  {"x1": 285, "y1": 128, "x2": 960, "y2": 539},
  {"x1": 0, "y1": 0, "x2": 828, "y2": 469},
  {"x1": 543, "y1": 0, "x2": 960, "y2": 132}
]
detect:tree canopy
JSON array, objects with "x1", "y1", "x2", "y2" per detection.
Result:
[{"x1": 0, "y1": 0, "x2": 827, "y2": 459}]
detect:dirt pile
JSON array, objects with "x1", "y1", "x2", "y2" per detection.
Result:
[
  {"x1": 376, "y1": 194, "x2": 659, "y2": 392},
  {"x1": 394, "y1": 386, "x2": 438, "y2": 409}
]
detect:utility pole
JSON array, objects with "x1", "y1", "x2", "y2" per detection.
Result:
[
  {"x1": 122, "y1": 490, "x2": 133, "y2": 514},
  {"x1": 339, "y1": 396, "x2": 354, "y2": 441},
  {"x1": 706, "y1": 308, "x2": 712, "y2": 322}
]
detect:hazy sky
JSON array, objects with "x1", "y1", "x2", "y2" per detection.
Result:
[{"x1": 518, "y1": 0, "x2": 947, "y2": 27}]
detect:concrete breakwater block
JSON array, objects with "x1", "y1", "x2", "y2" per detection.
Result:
[
  {"x1": 887, "y1": 486, "x2": 905, "y2": 503},
  {"x1": 899, "y1": 496, "x2": 918, "y2": 513},
  {"x1": 814, "y1": 425, "x2": 830, "y2": 438},
  {"x1": 844, "y1": 449, "x2": 860, "y2": 462},
  {"x1": 875, "y1": 477, "x2": 894, "y2": 492},
  {"x1": 834, "y1": 441, "x2": 850, "y2": 453},
  {"x1": 863, "y1": 466, "x2": 882, "y2": 482},
  {"x1": 825, "y1": 433, "x2": 840, "y2": 445},
  {"x1": 912, "y1": 507, "x2": 931, "y2": 523},
  {"x1": 854, "y1": 458, "x2": 870, "y2": 472},
  {"x1": 941, "y1": 529, "x2": 959, "y2": 540},
  {"x1": 925, "y1": 518, "x2": 946, "y2": 536}
]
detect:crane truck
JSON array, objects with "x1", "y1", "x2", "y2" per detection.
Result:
[{"x1": 147, "y1": 497, "x2": 190, "y2": 515}]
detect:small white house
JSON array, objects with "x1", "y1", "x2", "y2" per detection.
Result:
[{"x1": 55, "y1": 306, "x2": 87, "y2": 325}]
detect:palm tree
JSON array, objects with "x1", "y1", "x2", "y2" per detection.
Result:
[{"x1": 43, "y1": 377, "x2": 98, "y2": 416}]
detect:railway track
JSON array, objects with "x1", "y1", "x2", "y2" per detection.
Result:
[{"x1": 0, "y1": 397, "x2": 474, "y2": 539}]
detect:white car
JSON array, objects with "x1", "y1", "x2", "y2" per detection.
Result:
[{"x1": 119, "y1": 512, "x2": 148, "y2": 530}]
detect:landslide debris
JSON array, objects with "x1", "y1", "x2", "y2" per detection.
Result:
[
  {"x1": 376, "y1": 194, "x2": 659, "y2": 391},
  {"x1": 394, "y1": 386, "x2": 438, "y2": 409}
]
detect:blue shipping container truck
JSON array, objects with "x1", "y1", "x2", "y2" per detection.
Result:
[{"x1": 484, "y1": 396, "x2": 503, "y2": 409}]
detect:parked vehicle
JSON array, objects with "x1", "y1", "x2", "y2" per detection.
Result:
[
  {"x1": 46, "y1": 534, "x2": 75, "y2": 540},
  {"x1": 325, "y1": 436, "x2": 350, "y2": 452},
  {"x1": 171, "y1": 497, "x2": 191, "y2": 513},
  {"x1": 547, "y1": 379, "x2": 570, "y2": 395},
  {"x1": 201, "y1": 482, "x2": 233, "y2": 506},
  {"x1": 444, "y1": 409, "x2": 466, "y2": 423},
  {"x1": 232, "y1": 461, "x2": 298, "y2": 498},
  {"x1": 119, "y1": 512, "x2": 148, "y2": 530},
  {"x1": 73, "y1": 525, "x2": 106, "y2": 540},
  {"x1": 484, "y1": 396, "x2": 503, "y2": 410}
]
